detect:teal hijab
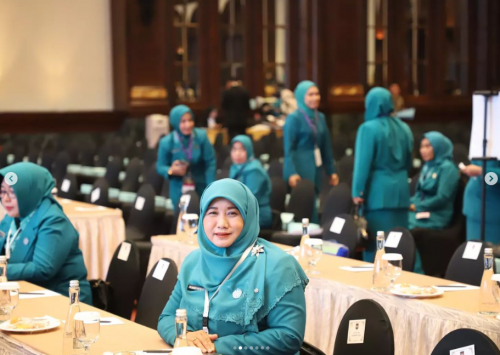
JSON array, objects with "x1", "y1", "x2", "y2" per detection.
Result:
[
  {"x1": 423, "y1": 131, "x2": 453, "y2": 166},
  {"x1": 181, "y1": 179, "x2": 308, "y2": 326},
  {"x1": 364, "y1": 87, "x2": 410, "y2": 160},
  {"x1": 169, "y1": 104, "x2": 194, "y2": 143},
  {"x1": 294, "y1": 80, "x2": 317, "y2": 118},
  {"x1": 0, "y1": 163, "x2": 60, "y2": 219},
  {"x1": 229, "y1": 135, "x2": 261, "y2": 180}
]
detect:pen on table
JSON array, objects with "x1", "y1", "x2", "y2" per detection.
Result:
[
  {"x1": 100, "y1": 320, "x2": 112, "y2": 323},
  {"x1": 434, "y1": 285, "x2": 467, "y2": 288},
  {"x1": 142, "y1": 351, "x2": 172, "y2": 353},
  {"x1": 348, "y1": 266, "x2": 373, "y2": 269},
  {"x1": 19, "y1": 292, "x2": 46, "y2": 295}
]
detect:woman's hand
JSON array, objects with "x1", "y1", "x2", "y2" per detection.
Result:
[
  {"x1": 352, "y1": 197, "x2": 364, "y2": 205},
  {"x1": 329, "y1": 173, "x2": 339, "y2": 186},
  {"x1": 169, "y1": 160, "x2": 188, "y2": 176},
  {"x1": 462, "y1": 165, "x2": 482, "y2": 177},
  {"x1": 288, "y1": 174, "x2": 301, "y2": 188},
  {"x1": 409, "y1": 204, "x2": 416, "y2": 211},
  {"x1": 186, "y1": 330, "x2": 218, "y2": 353}
]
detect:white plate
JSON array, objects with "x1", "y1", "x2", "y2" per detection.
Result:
[
  {"x1": 390, "y1": 285, "x2": 444, "y2": 299},
  {"x1": 0, "y1": 316, "x2": 61, "y2": 333}
]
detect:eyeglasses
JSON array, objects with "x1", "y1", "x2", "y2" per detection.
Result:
[{"x1": 0, "y1": 191, "x2": 16, "y2": 200}]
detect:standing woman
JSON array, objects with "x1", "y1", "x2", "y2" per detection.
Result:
[
  {"x1": 230, "y1": 135, "x2": 272, "y2": 229},
  {"x1": 352, "y1": 87, "x2": 414, "y2": 262},
  {"x1": 157, "y1": 105, "x2": 216, "y2": 210},
  {"x1": 283, "y1": 80, "x2": 338, "y2": 221}
]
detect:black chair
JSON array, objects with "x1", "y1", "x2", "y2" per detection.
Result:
[
  {"x1": 453, "y1": 143, "x2": 470, "y2": 166},
  {"x1": 267, "y1": 159, "x2": 283, "y2": 178},
  {"x1": 270, "y1": 136, "x2": 284, "y2": 161},
  {"x1": 0, "y1": 152, "x2": 8, "y2": 169},
  {"x1": 320, "y1": 183, "x2": 353, "y2": 226},
  {"x1": 57, "y1": 173, "x2": 78, "y2": 200},
  {"x1": 106, "y1": 241, "x2": 141, "y2": 319},
  {"x1": 213, "y1": 132, "x2": 224, "y2": 154},
  {"x1": 412, "y1": 177, "x2": 466, "y2": 277},
  {"x1": 135, "y1": 258, "x2": 179, "y2": 329},
  {"x1": 105, "y1": 159, "x2": 123, "y2": 189},
  {"x1": 161, "y1": 178, "x2": 170, "y2": 199},
  {"x1": 145, "y1": 165, "x2": 163, "y2": 196},
  {"x1": 79, "y1": 145, "x2": 96, "y2": 167},
  {"x1": 171, "y1": 190, "x2": 201, "y2": 234},
  {"x1": 384, "y1": 227, "x2": 416, "y2": 272},
  {"x1": 52, "y1": 151, "x2": 70, "y2": 187},
  {"x1": 88, "y1": 178, "x2": 110, "y2": 207},
  {"x1": 216, "y1": 169, "x2": 229, "y2": 180},
  {"x1": 300, "y1": 342, "x2": 325, "y2": 355},
  {"x1": 287, "y1": 179, "x2": 315, "y2": 222},
  {"x1": 409, "y1": 172, "x2": 420, "y2": 197},
  {"x1": 40, "y1": 150, "x2": 56, "y2": 172},
  {"x1": 121, "y1": 158, "x2": 142, "y2": 193},
  {"x1": 337, "y1": 155, "x2": 354, "y2": 186},
  {"x1": 445, "y1": 240, "x2": 494, "y2": 286},
  {"x1": 143, "y1": 148, "x2": 157, "y2": 172},
  {"x1": 322, "y1": 213, "x2": 358, "y2": 257},
  {"x1": 253, "y1": 139, "x2": 266, "y2": 159},
  {"x1": 270, "y1": 177, "x2": 287, "y2": 213},
  {"x1": 269, "y1": 232, "x2": 302, "y2": 247},
  {"x1": 431, "y1": 329, "x2": 500, "y2": 355},
  {"x1": 126, "y1": 184, "x2": 156, "y2": 242},
  {"x1": 216, "y1": 146, "x2": 230, "y2": 171},
  {"x1": 333, "y1": 299, "x2": 394, "y2": 355},
  {"x1": 27, "y1": 148, "x2": 39, "y2": 164},
  {"x1": 222, "y1": 156, "x2": 232, "y2": 170}
]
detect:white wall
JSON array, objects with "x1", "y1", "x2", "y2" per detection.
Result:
[{"x1": 0, "y1": 0, "x2": 113, "y2": 112}]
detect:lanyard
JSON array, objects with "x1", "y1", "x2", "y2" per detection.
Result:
[
  {"x1": 299, "y1": 109, "x2": 318, "y2": 140},
  {"x1": 5, "y1": 227, "x2": 22, "y2": 260},
  {"x1": 202, "y1": 240, "x2": 257, "y2": 334},
  {"x1": 175, "y1": 131, "x2": 193, "y2": 162}
]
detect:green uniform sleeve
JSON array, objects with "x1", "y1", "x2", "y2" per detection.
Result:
[
  {"x1": 157, "y1": 136, "x2": 173, "y2": 180},
  {"x1": 283, "y1": 115, "x2": 299, "y2": 180},
  {"x1": 352, "y1": 124, "x2": 375, "y2": 198}
]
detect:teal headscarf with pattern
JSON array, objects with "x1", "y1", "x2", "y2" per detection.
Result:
[{"x1": 229, "y1": 135, "x2": 262, "y2": 180}]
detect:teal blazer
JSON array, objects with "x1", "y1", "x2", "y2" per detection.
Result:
[
  {"x1": 352, "y1": 118, "x2": 413, "y2": 211},
  {"x1": 283, "y1": 110, "x2": 336, "y2": 192},
  {"x1": 157, "y1": 128, "x2": 216, "y2": 209},
  {"x1": 409, "y1": 160, "x2": 459, "y2": 229},
  {"x1": 0, "y1": 199, "x2": 91, "y2": 303}
]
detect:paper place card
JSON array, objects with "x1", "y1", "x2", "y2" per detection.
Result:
[
  {"x1": 462, "y1": 241, "x2": 482, "y2": 260},
  {"x1": 74, "y1": 206, "x2": 106, "y2": 212},
  {"x1": 117, "y1": 242, "x2": 132, "y2": 262},
  {"x1": 19, "y1": 290, "x2": 60, "y2": 300},
  {"x1": 91, "y1": 188, "x2": 101, "y2": 203},
  {"x1": 433, "y1": 284, "x2": 479, "y2": 292},
  {"x1": 153, "y1": 260, "x2": 170, "y2": 281},
  {"x1": 99, "y1": 317, "x2": 124, "y2": 326},
  {"x1": 61, "y1": 179, "x2": 71, "y2": 193},
  {"x1": 450, "y1": 344, "x2": 475, "y2": 355},
  {"x1": 347, "y1": 319, "x2": 366, "y2": 344},
  {"x1": 416, "y1": 212, "x2": 430, "y2": 219},
  {"x1": 339, "y1": 266, "x2": 374, "y2": 273},
  {"x1": 385, "y1": 232, "x2": 403, "y2": 248},
  {"x1": 135, "y1": 196, "x2": 146, "y2": 211},
  {"x1": 330, "y1": 217, "x2": 346, "y2": 234}
]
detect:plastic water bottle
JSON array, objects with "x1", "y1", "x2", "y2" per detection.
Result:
[
  {"x1": 177, "y1": 200, "x2": 189, "y2": 236},
  {"x1": 0, "y1": 256, "x2": 8, "y2": 283},
  {"x1": 298, "y1": 218, "x2": 311, "y2": 264},
  {"x1": 479, "y1": 248, "x2": 499, "y2": 316},
  {"x1": 371, "y1": 231, "x2": 389, "y2": 291},
  {"x1": 174, "y1": 309, "x2": 189, "y2": 348},
  {"x1": 62, "y1": 280, "x2": 84, "y2": 355}
]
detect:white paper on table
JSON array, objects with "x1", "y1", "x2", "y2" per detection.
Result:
[
  {"x1": 135, "y1": 196, "x2": 146, "y2": 211},
  {"x1": 339, "y1": 266, "x2": 374, "y2": 272},
  {"x1": 433, "y1": 284, "x2": 479, "y2": 292},
  {"x1": 117, "y1": 242, "x2": 132, "y2": 262},
  {"x1": 19, "y1": 290, "x2": 60, "y2": 300},
  {"x1": 385, "y1": 232, "x2": 403, "y2": 248},
  {"x1": 99, "y1": 317, "x2": 124, "y2": 326},
  {"x1": 59, "y1": 199, "x2": 72, "y2": 204},
  {"x1": 462, "y1": 241, "x2": 483, "y2": 260},
  {"x1": 61, "y1": 179, "x2": 71, "y2": 193},
  {"x1": 330, "y1": 217, "x2": 346, "y2": 234},
  {"x1": 74, "y1": 206, "x2": 106, "y2": 212},
  {"x1": 91, "y1": 188, "x2": 100, "y2": 203}
]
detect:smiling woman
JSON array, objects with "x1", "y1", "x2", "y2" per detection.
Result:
[{"x1": 157, "y1": 179, "x2": 308, "y2": 355}]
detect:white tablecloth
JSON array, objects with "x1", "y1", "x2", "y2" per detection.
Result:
[{"x1": 149, "y1": 235, "x2": 500, "y2": 355}]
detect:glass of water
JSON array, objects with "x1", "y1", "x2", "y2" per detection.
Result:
[
  {"x1": 304, "y1": 238, "x2": 323, "y2": 275},
  {"x1": 492, "y1": 274, "x2": 500, "y2": 319},
  {"x1": 74, "y1": 312, "x2": 100, "y2": 355},
  {"x1": 0, "y1": 282, "x2": 20, "y2": 321},
  {"x1": 182, "y1": 213, "x2": 199, "y2": 244},
  {"x1": 382, "y1": 253, "x2": 403, "y2": 289}
]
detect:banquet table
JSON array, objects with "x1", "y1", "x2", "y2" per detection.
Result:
[
  {"x1": 0, "y1": 198, "x2": 126, "y2": 280},
  {"x1": 148, "y1": 234, "x2": 500, "y2": 355},
  {"x1": 0, "y1": 281, "x2": 166, "y2": 355}
]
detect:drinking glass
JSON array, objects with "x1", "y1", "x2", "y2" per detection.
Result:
[
  {"x1": 182, "y1": 214, "x2": 199, "y2": 244},
  {"x1": 382, "y1": 254, "x2": 403, "y2": 289},
  {"x1": 492, "y1": 274, "x2": 500, "y2": 320},
  {"x1": 304, "y1": 238, "x2": 323, "y2": 275},
  {"x1": 74, "y1": 312, "x2": 100, "y2": 355},
  {"x1": 0, "y1": 282, "x2": 20, "y2": 321}
]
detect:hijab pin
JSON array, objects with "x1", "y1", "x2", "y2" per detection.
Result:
[
  {"x1": 432, "y1": 173, "x2": 437, "y2": 179},
  {"x1": 251, "y1": 245, "x2": 264, "y2": 258}
]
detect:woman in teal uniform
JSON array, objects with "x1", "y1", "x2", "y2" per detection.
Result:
[
  {"x1": 158, "y1": 179, "x2": 308, "y2": 355},
  {"x1": 352, "y1": 87, "x2": 414, "y2": 262},
  {"x1": 462, "y1": 160, "x2": 500, "y2": 243},
  {"x1": 409, "y1": 132, "x2": 459, "y2": 229},
  {"x1": 230, "y1": 135, "x2": 272, "y2": 229},
  {"x1": 0, "y1": 163, "x2": 91, "y2": 303},
  {"x1": 283, "y1": 80, "x2": 338, "y2": 222},
  {"x1": 157, "y1": 105, "x2": 216, "y2": 210}
]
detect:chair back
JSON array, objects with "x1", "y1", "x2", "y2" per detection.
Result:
[
  {"x1": 385, "y1": 227, "x2": 417, "y2": 272},
  {"x1": 431, "y1": 328, "x2": 500, "y2": 355},
  {"x1": 445, "y1": 240, "x2": 494, "y2": 286}
]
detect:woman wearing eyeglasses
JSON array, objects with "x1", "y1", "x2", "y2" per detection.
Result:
[{"x1": 0, "y1": 163, "x2": 91, "y2": 303}]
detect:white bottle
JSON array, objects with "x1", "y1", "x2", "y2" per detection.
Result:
[
  {"x1": 173, "y1": 309, "x2": 189, "y2": 348},
  {"x1": 371, "y1": 231, "x2": 389, "y2": 291},
  {"x1": 62, "y1": 280, "x2": 84, "y2": 355}
]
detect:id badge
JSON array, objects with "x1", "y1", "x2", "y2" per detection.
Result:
[{"x1": 314, "y1": 145, "x2": 322, "y2": 167}]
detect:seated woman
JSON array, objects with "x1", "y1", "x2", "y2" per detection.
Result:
[
  {"x1": 158, "y1": 179, "x2": 308, "y2": 355},
  {"x1": 230, "y1": 135, "x2": 272, "y2": 229},
  {"x1": 0, "y1": 163, "x2": 91, "y2": 303},
  {"x1": 409, "y1": 131, "x2": 459, "y2": 230}
]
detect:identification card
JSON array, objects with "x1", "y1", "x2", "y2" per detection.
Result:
[
  {"x1": 347, "y1": 319, "x2": 366, "y2": 344},
  {"x1": 314, "y1": 146, "x2": 322, "y2": 167},
  {"x1": 416, "y1": 212, "x2": 431, "y2": 219}
]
